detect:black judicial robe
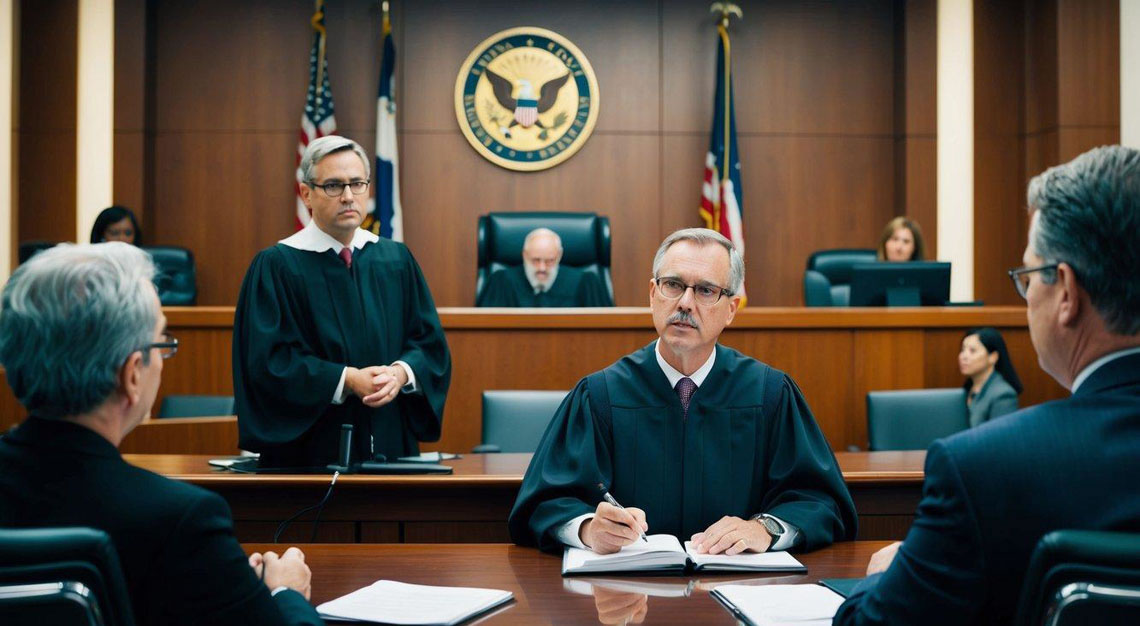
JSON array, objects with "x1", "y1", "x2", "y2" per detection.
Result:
[
  {"x1": 508, "y1": 342, "x2": 857, "y2": 553},
  {"x1": 233, "y1": 239, "x2": 451, "y2": 466},
  {"x1": 476, "y1": 265, "x2": 613, "y2": 307}
]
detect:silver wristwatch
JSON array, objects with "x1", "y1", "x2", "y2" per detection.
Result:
[{"x1": 753, "y1": 514, "x2": 785, "y2": 538}]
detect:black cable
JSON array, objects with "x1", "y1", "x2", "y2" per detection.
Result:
[{"x1": 273, "y1": 471, "x2": 339, "y2": 544}]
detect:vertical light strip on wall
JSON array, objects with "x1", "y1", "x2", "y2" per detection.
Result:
[
  {"x1": 1123, "y1": 0, "x2": 1140, "y2": 148},
  {"x1": 936, "y1": 0, "x2": 973, "y2": 302},
  {"x1": 76, "y1": 0, "x2": 114, "y2": 242},
  {"x1": 0, "y1": 0, "x2": 12, "y2": 281}
]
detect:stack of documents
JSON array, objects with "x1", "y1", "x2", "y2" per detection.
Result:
[
  {"x1": 316, "y1": 580, "x2": 513, "y2": 625},
  {"x1": 711, "y1": 584, "x2": 846, "y2": 626}
]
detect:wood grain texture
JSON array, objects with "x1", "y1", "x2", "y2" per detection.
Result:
[
  {"x1": 243, "y1": 541, "x2": 895, "y2": 620},
  {"x1": 86, "y1": 0, "x2": 938, "y2": 306}
]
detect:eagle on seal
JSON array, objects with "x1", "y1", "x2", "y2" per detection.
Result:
[{"x1": 484, "y1": 69, "x2": 570, "y2": 139}]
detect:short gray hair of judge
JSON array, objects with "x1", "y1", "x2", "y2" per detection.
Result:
[
  {"x1": 0, "y1": 243, "x2": 159, "y2": 418},
  {"x1": 652, "y1": 228, "x2": 745, "y2": 295},
  {"x1": 523, "y1": 228, "x2": 562, "y2": 252},
  {"x1": 1027, "y1": 145, "x2": 1140, "y2": 335},
  {"x1": 301, "y1": 135, "x2": 371, "y2": 183}
]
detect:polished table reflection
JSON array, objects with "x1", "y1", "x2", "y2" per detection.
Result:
[
  {"x1": 130, "y1": 452, "x2": 924, "y2": 543},
  {"x1": 242, "y1": 541, "x2": 890, "y2": 624}
]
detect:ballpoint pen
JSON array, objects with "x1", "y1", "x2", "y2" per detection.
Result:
[{"x1": 597, "y1": 483, "x2": 648, "y2": 543}]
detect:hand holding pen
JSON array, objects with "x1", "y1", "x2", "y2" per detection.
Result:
[{"x1": 579, "y1": 482, "x2": 650, "y2": 554}]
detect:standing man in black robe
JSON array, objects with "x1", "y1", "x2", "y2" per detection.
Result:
[
  {"x1": 233, "y1": 135, "x2": 451, "y2": 467},
  {"x1": 509, "y1": 228, "x2": 856, "y2": 554},
  {"x1": 476, "y1": 227, "x2": 613, "y2": 307}
]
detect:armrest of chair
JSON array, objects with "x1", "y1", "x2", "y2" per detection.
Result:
[
  {"x1": 471, "y1": 444, "x2": 501, "y2": 454},
  {"x1": 804, "y1": 270, "x2": 833, "y2": 307}
]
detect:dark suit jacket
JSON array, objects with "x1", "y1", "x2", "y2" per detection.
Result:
[
  {"x1": 0, "y1": 417, "x2": 323, "y2": 626},
  {"x1": 967, "y1": 370, "x2": 1019, "y2": 427},
  {"x1": 835, "y1": 351, "x2": 1140, "y2": 625}
]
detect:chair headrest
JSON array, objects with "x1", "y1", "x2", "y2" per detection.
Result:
[
  {"x1": 807, "y1": 249, "x2": 878, "y2": 282},
  {"x1": 482, "y1": 212, "x2": 606, "y2": 266}
]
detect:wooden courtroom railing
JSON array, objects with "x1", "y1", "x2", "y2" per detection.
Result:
[{"x1": 3, "y1": 306, "x2": 1068, "y2": 453}]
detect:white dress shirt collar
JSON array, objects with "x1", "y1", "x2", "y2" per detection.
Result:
[
  {"x1": 278, "y1": 219, "x2": 378, "y2": 254},
  {"x1": 654, "y1": 339, "x2": 717, "y2": 388},
  {"x1": 1071, "y1": 346, "x2": 1140, "y2": 393}
]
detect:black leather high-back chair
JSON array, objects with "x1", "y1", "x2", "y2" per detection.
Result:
[
  {"x1": 866, "y1": 388, "x2": 969, "y2": 451},
  {"x1": 1014, "y1": 530, "x2": 1140, "y2": 626},
  {"x1": 476, "y1": 212, "x2": 612, "y2": 304},
  {"x1": 156, "y1": 395, "x2": 235, "y2": 418},
  {"x1": 804, "y1": 248, "x2": 878, "y2": 306},
  {"x1": 142, "y1": 246, "x2": 197, "y2": 306},
  {"x1": 0, "y1": 527, "x2": 136, "y2": 626},
  {"x1": 473, "y1": 390, "x2": 569, "y2": 453},
  {"x1": 17, "y1": 241, "x2": 58, "y2": 265}
]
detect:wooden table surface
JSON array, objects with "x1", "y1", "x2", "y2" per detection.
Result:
[
  {"x1": 128, "y1": 452, "x2": 925, "y2": 543},
  {"x1": 243, "y1": 541, "x2": 889, "y2": 625}
]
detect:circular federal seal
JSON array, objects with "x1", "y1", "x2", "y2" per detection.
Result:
[{"x1": 454, "y1": 27, "x2": 600, "y2": 172}]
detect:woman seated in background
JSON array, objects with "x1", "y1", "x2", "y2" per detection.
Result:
[
  {"x1": 877, "y1": 216, "x2": 925, "y2": 262},
  {"x1": 959, "y1": 327, "x2": 1023, "y2": 427},
  {"x1": 90, "y1": 205, "x2": 142, "y2": 245}
]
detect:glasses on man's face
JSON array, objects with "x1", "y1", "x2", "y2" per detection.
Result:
[
  {"x1": 308, "y1": 180, "x2": 370, "y2": 197},
  {"x1": 142, "y1": 333, "x2": 179, "y2": 359},
  {"x1": 1007, "y1": 264, "x2": 1059, "y2": 300},
  {"x1": 654, "y1": 277, "x2": 732, "y2": 306}
]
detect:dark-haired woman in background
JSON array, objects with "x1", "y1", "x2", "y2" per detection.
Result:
[
  {"x1": 90, "y1": 205, "x2": 142, "y2": 245},
  {"x1": 876, "y1": 216, "x2": 925, "y2": 262},
  {"x1": 959, "y1": 327, "x2": 1023, "y2": 427}
]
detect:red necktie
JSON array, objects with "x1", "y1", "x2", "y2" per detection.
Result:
[{"x1": 338, "y1": 247, "x2": 353, "y2": 269}]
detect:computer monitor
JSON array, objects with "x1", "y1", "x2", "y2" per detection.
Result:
[{"x1": 848, "y1": 262, "x2": 951, "y2": 307}]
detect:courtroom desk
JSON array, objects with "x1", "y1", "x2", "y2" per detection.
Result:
[
  {"x1": 9, "y1": 305, "x2": 1060, "y2": 455},
  {"x1": 241, "y1": 541, "x2": 892, "y2": 625},
  {"x1": 127, "y1": 451, "x2": 924, "y2": 543}
]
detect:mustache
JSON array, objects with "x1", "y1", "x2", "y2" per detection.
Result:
[{"x1": 667, "y1": 311, "x2": 699, "y2": 330}]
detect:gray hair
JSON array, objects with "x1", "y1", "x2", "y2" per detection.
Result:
[
  {"x1": 0, "y1": 243, "x2": 159, "y2": 418},
  {"x1": 300, "y1": 135, "x2": 371, "y2": 183},
  {"x1": 1027, "y1": 145, "x2": 1140, "y2": 335},
  {"x1": 652, "y1": 228, "x2": 745, "y2": 295},
  {"x1": 523, "y1": 228, "x2": 562, "y2": 252}
]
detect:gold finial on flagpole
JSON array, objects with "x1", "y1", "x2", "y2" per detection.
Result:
[
  {"x1": 381, "y1": 1, "x2": 390, "y2": 32},
  {"x1": 710, "y1": 2, "x2": 743, "y2": 28}
]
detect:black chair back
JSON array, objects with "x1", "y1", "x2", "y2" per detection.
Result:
[
  {"x1": 475, "y1": 390, "x2": 569, "y2": 453},
  {"x1": 804, "y1": 248, "x2": 878, "y2": 306},
  {"x1": 156, "y1": 395, "x2": 235, "y2": 418},
  {"x1": 866, "y1": 388, "x2": 969, "y2": 450},
  {"x1": 17, "y1": 241, "x2": 58, "y2": 265},
  {"x1": 1014, "y1": 530, "x2": 1140, "y2": 626},
  {"x1": 476, "y1": 212, "x2": 612, "y2": 304},
  {"x1": 0, "y1": 527, "x2": 135, "y2": 626},
  {"x1": 142, "y1": 246, "x2": 197, "y2": 306}
]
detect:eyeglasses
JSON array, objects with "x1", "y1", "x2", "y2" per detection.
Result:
[
  {"x1": 307, "y1": 180, "x2": 370, "y2": 197},
  {"x1": 1007, "y1": 264, "x2": 1059, "y2": 300},
  {"x1": 654, "y1": 277, "x2": 733, "y2": 306},
  {"x1": 141, "y1": 333, "x2": 179, "y2": 359}
]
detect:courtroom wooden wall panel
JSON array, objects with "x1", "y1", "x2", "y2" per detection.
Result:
[
  {"x1": 401, "y1": 0, "x2": 661, "y2": 134},
  {"x1": 113, "y1": 0, "x2": 150, "y2": 218},
  {"x1": 17, "y1": 0, "x2": 78, "y2": 245},
  {"x1": 1057, "y1": 127, "x2": 1122, "y2": 162},
  {"x1": 851, "y1": 330, "x2": 927, "y2": 448},
  {"x1": 402, "y1": 133, "x2": 662, "y2": 307},
  {"x1": 1055, "y1": 0, "x2": 1120, "y2": 128}
]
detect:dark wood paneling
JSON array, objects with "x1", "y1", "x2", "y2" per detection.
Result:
[
  {"x1": 112, "y1": 0, "x2": 148, "y2": 220},
  {"x1": 93, "y1": 0, "x2": 936, "y2": 306},
  {"x1": 16, "y1": 0, "x2": 77, "y2": 245},
  {"x1": 1056, "y1": 0, "x2": 1120, "y2": 128}
]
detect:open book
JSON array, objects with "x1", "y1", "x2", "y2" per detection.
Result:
[
  {"x1": 316, "y1": 580, "x2": 513, "y2": 625},
  {"x1": 562, "y1": 534, "x2": 807, "y2": 575}
]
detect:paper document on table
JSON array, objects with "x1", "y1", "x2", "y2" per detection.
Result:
[
  {"x1": 712, "y1": 584, "x2": 845, "y2": 626},
  {"x1": 316, "y1": 580, "x2": 513, "y2": 625},
  {"x1": 684, "y1": 541, "x2": 806, "y2": 572}
]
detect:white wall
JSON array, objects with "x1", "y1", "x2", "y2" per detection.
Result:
[{"x1": 937, "y1": 0, "x2": 974, "y2": 301}]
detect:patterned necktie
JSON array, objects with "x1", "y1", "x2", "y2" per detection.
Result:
[
  {"x1": 675, "y1": 377, "x2": 696, "y2": 419},
  {"x1": 338, "y1": 247, "x2": 353, "y2": 269}
]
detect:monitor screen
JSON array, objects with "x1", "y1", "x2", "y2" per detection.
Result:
[{"x1": 848, "y1": 262, "x2": 951, "y2": 307}]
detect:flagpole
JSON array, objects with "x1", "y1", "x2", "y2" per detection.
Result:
[
  {"x1": 312, "y1": 0, "x2": 327, "y2": 108},
  {"x1": 708, "y1": 3, "x2": 741, "y2": 230}
]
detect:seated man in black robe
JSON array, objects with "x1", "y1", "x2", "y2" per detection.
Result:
[
  {"x1": 476, "y1": 227, "x2": 613, "y2": 307},
  {"x1": 509, "y1": 228, "x2": 856, "y2": 554},
  {"x1": 233, "y1": 135, "x2": 451, "y2": 467},
  {"x1": 0, "y1": 243, "x2": 320, "y2": 625}
]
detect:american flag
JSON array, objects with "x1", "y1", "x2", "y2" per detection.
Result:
[
  {"x1": 295, "y1": 1, "x2": 338, "y2": 230},
  {"x1": 698, "y1": 18, "x2": 746, "y2": 301},
  {"x1": 362, "y1": 2, "x2": 403, "y2": 241}
]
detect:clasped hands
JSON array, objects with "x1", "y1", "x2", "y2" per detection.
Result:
[
  {"x1": 247, "y1": 546, "x2": 312, "y2": 600},
  {"x1": 346, "y1": 365, "x2": 408, "y2": 407},
  {"x1": 579, "y1": 502, "x2": 773, "y2": 556}
]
